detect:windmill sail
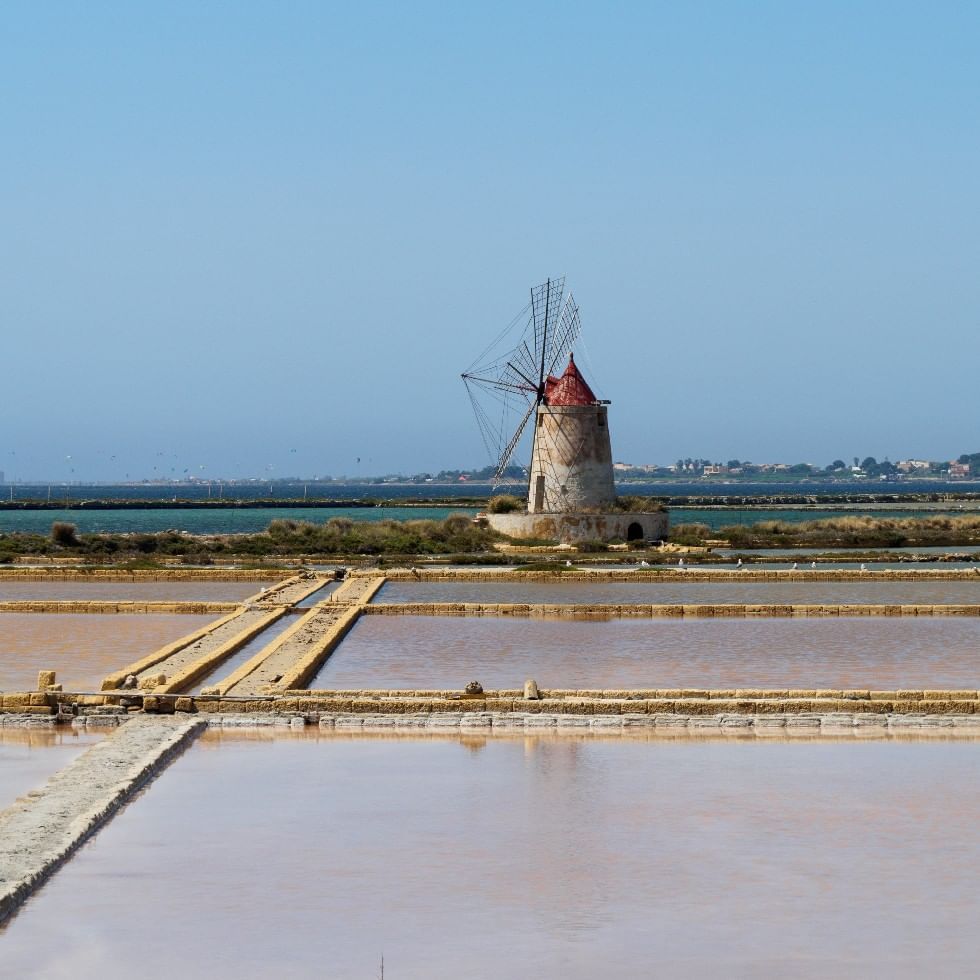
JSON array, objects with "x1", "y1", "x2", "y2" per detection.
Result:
[{"x1": 462, "y1": 277, "x2": 583, "y2": 487}]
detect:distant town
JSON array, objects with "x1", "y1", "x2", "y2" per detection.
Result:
[
  {"x1": 420, "y1": 453, "x2": 980, "y2": 485},
  {"x1": 2, "y1": 453, "x2": 979, "y2": 488}
]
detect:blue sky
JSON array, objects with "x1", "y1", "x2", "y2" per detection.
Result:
[{"x1": 2, "y1": 1, "x2": 978, "y2": 480}]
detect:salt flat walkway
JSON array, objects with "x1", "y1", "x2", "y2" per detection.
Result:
[{"x1": 0, "y1": 715, "x2": 205, "y2": 924}]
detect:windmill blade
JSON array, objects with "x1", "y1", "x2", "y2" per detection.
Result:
[
  {"x1": 494, "y1": 400, "x2": 536, "y2": 481},
  {"x1": 463, "y1": 277, "x2": 572, "y2": 485},
  {"x1": 530, "y1": 277, "x2": 565, "y2": 384},
  {"x1": 544, "y1": 294, "x2": 582, "y2": 378}
]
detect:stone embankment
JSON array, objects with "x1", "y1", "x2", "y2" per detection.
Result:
[
  {"x1": 214, "y1": 606, "x2": 362, "y2": 696},
  {"x1": 302, "y1": 711, "x2": 980, "y2": 734},
  {"x1": 164, "y1": 687, "x2": 980, "y2": 719},
  {"x1": 0, "y1": 569, "x2": 288, "y2": 583},
  {"x1": 102, "y1": 606, "x2": 287, "y2": 694},
  {"x1": 328, "y1": 576, "x2": 386, "y2": 604},
  {"x1": 0, "y1": 600, "x2": 241, "y2": 615},
  {"x1": 213, "y1": 578, "x2": 385, "y2": 696},
  {"x1": 0, "y1": 715, "x2": 205, "y2": 924},
  {"x1": 251, "y1": 573, "x2": 334, "y2": 606},
  {"x1": 365, "y1": 602, "x2": 980, "y2": 618}
]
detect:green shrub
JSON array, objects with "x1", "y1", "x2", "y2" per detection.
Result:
[
  {"x1": 487, "y1": 494, "x2": 523, "y2": 514},
  {"x1": 51, "y1": 522, "x2": 79, "y2": 546},
  {"x1": 611, "y1": 496, "x2": 667, "y2": 513}
]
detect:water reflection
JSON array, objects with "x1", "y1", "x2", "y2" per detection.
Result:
[
  {"x1": 0, "y1": 729, "x2": 103, "y2": 812},
  {"x1": 2, "y1": 734, "x2": 977, "y2": 976}
]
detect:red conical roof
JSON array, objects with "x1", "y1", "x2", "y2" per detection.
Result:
[{"x1": 544, "y1": 353, "x2": 599, "y2": 406}]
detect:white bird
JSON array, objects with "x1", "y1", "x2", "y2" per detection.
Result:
[
  {"x1": 639, "y1": 559, "x2": 649, "y2": 567},
  {"x1": 860, "y1": 563, "x2": 868, "y2": 572},
  {"x1": 792, "y1": 562, "x2": 798, "y2": 570},
  {"x1": 565, "y1": 560, "x2": 572, "y2": 567},
  {"x1": 810, "y1": 561, "x2": 817, "y2": 569},
  {"x1": 736, "y1": 558, "x2": 743, "y2": 569}
]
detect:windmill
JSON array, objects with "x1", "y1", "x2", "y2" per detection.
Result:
[
  {"x1": 461, "y1": 277, "x2": 584, "y2": 487},
  {"x1": 464, "y1": 279, "x2": 668, "y2": 542}
]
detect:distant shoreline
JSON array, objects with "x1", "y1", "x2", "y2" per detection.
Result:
[{"x1": 3, "y1": 491, "x2": 980, "y2": 511}]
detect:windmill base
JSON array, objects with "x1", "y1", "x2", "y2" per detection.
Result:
[{"x1": 486, "y1": 511, "x2": 668, "y2": 546}]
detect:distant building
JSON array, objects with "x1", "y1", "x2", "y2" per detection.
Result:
[
  {"x1": 897, "y1": 459, "x2": 930, "y2": 473},
  {"x1": 949, "y1": 462, "x2": 969, "y2": 478}
]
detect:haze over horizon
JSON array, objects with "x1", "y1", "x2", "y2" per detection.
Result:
[{"x1": 4, "y1": 2, "x2": 979, "y2": 482}]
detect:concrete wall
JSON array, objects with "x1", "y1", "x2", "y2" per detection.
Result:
[
  {"x1": 487, "y1": 510, "x2": 668, "y2": 544},
  {"x1": 528, "y1": 404, "x2": 615, "y2": 513}
]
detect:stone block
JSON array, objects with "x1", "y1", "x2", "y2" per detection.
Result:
[{"x1": 36, "y1": 670, "x2": 56, "y2": 690}]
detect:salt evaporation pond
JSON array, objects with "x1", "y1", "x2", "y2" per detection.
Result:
[
  {"x1": 0, "y1": 729, "x2": 103, "y2": 813},
  {"x1": 312, "y1": 615, "x2": 980, "y2": 690},
  {"x1": 0, "y1": 581, "x2": 260, "y2": 602},
  {"x1": 0, "y1": 614, "x2": 215, "y2": 692},
  {"x1": 378, "y1": 579, "x2": 980, "y2": 606},
  {"x1": 3, "y1": 733, "x2": 978, "y2": 976}
]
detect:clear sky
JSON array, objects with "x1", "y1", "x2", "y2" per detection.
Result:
[{"x1": 2, "y1": 1, "x2": 978, "y2": 481}]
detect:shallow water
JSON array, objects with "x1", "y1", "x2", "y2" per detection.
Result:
[
  {"x1": 0, "y1": 614, "x2": 216, "y2": 692},
  {"x1": 0, "y1": 581, "x2": 259, "y2": 602},
  {"x1": 0, "y1": 729, "x2": 103, "y2": 812},
  {"x1": 378, "y1": 579, "x2": 980, "y2": 606},
  {"x1": 2, "y1": 734, "x2": 978, "y2": 977},
  {"x1": 312, "y1": 615, "x2": 980, "y2": 690}
]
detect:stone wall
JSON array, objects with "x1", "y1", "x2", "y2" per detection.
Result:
[{"x1": 486, "y1": 510, "x2": 668, "y2": 544}]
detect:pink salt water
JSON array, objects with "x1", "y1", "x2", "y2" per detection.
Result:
[
  {"x1": 0, "y1": 581, "x2": 260, "y2": 601},
  {"x1": 0, "y1": 613, "x2": 215, "y2": 692},
  {"x1": 0, "y1": 729, "x2": 103, "y2": 812},
  {"x1": 1, "y1": 733, "x2": 977, "y2": 977},
  {"x1": 378, "y1": 578, "x2": 980, "y2": 605},
  {"x1": 311, "y1": 615, "x2": 980, "y2": 689}
]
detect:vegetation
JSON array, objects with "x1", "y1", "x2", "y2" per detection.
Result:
[
  {"x1": 608, "y1": 496, "x2": 667, "y2": 513},
  {"x1": 716, "y1": 514, "x2": 980, "y2": 549},
  {"x1": 3, "y1": 511, "x2": 980, "y2": 566},
  {"x1": 486, "y1": 494, "x2": 523, "y2": 514},
  {"x1": 50, "y1": 521, "x2": 79, "y2": 546},
  {"x1": 575, "y1": 539, "x2": 609, "y2": 552},
  {"x1": 0, "y1": 513, "x2": 500, "y2": 562}
]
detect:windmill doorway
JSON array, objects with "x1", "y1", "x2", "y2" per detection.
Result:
[{"x1": 626, "y1": 522, "x2": 644, "y2": 542}]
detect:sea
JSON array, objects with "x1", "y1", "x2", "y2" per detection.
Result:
[{"x1": 0, "y1": 480, "x2": 978, "y2": 535}]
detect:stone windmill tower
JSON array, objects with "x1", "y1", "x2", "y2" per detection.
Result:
[
  {"x1": 527, "y1": 353, "x2": 615, "y2": 513},
  {"x1": 463, "y1": 279, "x2": 667, "y2": 544}
]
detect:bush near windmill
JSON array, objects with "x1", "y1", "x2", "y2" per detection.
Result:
[{"x1": 464, "y1": 279, "x2": 669, "y2": 545}]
